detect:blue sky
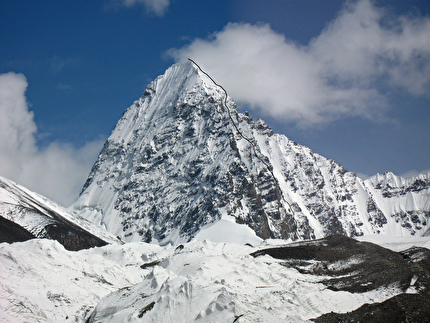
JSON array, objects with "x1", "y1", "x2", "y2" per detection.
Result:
[{"x1": 1, "y1": 0, "x2": 429, "y2": 205}]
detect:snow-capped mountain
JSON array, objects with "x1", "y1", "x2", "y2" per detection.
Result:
[
  {"x1": 2, "y1": 61, "x2": 430, "y2": 323},
  {"x1": 0, "y1": 176, "x2": 121, "y2": 250},
  {"x1": 71, "y1": 61, "x2": 430, "y2": 243}
]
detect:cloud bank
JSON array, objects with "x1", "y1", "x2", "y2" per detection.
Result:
[
  {"x1": 109, "y1": 0, "x2": 170, "y2": 16},
  {"x1": 169, "y1": 0, "x2": 430, "y2": 126},
  {"x1": 0, "y1": 72, "x2": 104, "y2": 206}
]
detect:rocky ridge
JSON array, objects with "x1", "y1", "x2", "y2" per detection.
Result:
[{"x1": 0, "y1": 176, "x2": 120, "y2": 250}]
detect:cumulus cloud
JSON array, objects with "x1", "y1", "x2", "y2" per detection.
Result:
[
  {"x1": 0, "y1": 72, "x2": 104, "y2": 206},
  {"x1": 169, "y1": 0, "x2": 430, "y2": 126},
  {"x1": 108, "y1": 0, "x2": 170, "y2": 16}
]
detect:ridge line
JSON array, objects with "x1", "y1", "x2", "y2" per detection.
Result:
[{"x1": 187, "y1": 58, "x2": 294, "y2": 217}]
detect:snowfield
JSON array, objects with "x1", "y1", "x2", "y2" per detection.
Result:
[{"x1": 2, "y1": 234, "x2": 429, "y2": 323}]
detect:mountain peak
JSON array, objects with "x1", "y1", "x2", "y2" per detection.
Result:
[
  {"x1": 71, "y1": 63, "x2": 430, "y2": 244},
  {"x1": 73, "y1": 61, "x2": 294, "y2": 243},
  {"x1": 107, "y1": 61, "x2": 235, "y2": 146}
]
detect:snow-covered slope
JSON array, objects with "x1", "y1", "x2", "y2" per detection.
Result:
[
  {"x1": 3, "y1": 236, "x2": 429, "y2": 323},
  {"x1": 0, "y1": 176, "x2": 121, "y2": 249},
  {"x1": 364, "y1": 171, "x2": 430, "y2": 236},
  {"x1": 71, "y1": 61, "x2": 430, "y2": 243}
]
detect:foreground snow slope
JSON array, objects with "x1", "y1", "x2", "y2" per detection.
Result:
[
  {"x1": 0, "y1": 239, "x2": 151, "y2": 322},
  {"x1": 2, "y1": 236, "x2": 429, "y2": 323}
]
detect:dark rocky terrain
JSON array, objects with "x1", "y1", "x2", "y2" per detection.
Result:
[
  {"x1": 314, "y1": 293, "x2": 430, "y2": 323},
  {"x1": 0, "y1": 216, "x2": 35, "y2": 243},
  {"x1": 252, "y1": 235, "x2": 430, "y2": 322}
]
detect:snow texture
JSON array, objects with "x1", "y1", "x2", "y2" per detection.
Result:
[{"x1": 3, "y1": 236, "x2": 427, "y2": 322}]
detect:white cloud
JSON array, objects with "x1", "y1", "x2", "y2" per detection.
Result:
[
  {"x1": 0, "y1": 72, "x2": 104, "y2": 206},
  {"x1": 109, "y1": 0, "x2": 170, "y2": 16},
  {"x1": 168, "y1": 0, "x2": 430, "y2": 127}
]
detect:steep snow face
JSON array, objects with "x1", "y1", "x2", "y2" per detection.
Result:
[
  {"x1": 252, "y1": 134, "x2": 429, "y2": 238},
  {"x1": 0, "y1": 176, "x2": 120, "y2": 249},
  {"x1": 71, "y1": 62, "x2": 430, "y2": 243}
]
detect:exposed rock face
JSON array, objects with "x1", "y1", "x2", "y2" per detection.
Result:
[
  {"x1": 365, "y1": 172, "x2": 430, "y2": 236},
  {"x1": 71, "y1": 62, "x2": 430, "y2": 243},
  {"x1": 0, "y1": 216, "x2": 35, "y2": 244}
]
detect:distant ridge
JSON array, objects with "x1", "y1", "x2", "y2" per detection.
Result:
[{"x1": 0, "y1": 176, "x2": 121, "y2": 250}]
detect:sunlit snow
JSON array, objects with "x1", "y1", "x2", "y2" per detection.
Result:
[
  {"x1": 2, "y1": 237, "x2": 422, "y2": 322},
  {"x1": 194, "y1": 215, "x2": 263, "y2": 246}
]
